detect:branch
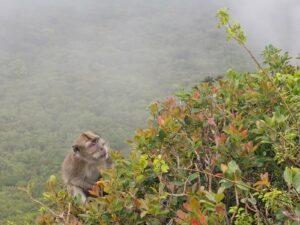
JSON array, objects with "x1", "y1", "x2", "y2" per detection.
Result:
[
  {"x1": 17, "y1": 187, "x2": 62, "y2": 219},
  {"x1": 166, "y1": 174, "x2": 190, "y2": 197},
  {"x1": 227, "y1": 23, "x2": 299, "y2": 134}
]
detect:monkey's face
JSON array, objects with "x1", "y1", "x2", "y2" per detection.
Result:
[
  {"x1": 84, "y1": 136, "x2": 108, "y2": 160},
  {"x1": 73, "y1": 132, "x2": 109, "y2": 161}
]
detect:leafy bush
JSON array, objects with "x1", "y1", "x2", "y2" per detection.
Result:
[{"x1": 32, "y1": 9, "x2": 300, "y2": 225}]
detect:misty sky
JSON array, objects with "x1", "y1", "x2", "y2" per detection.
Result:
[
  {"x1": 0, "y1": 0, "x2": 299, "y2": 66},
  {"x1": 227, "y1": 0, "x2": 300, "y2": 57},
  {"x1": 0, "y1": 0, "x2": 299, "y2": 150}
]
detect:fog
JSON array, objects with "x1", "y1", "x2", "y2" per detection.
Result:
[
  {"x1": 0, "y1": 0, "x2": 298, "y2": 161},
  {"x1": 0, "y1": 0, "x2": 255, "y2": 152},
  {"x1": 1, "y1": 0, "x2": 299, "y2": 90},
  {"x1": 1, "y1": 0, "x2": 299, "y2": 222},
  {"x1": 227, "y1": 0, "x2": 300, "y2": 57}
]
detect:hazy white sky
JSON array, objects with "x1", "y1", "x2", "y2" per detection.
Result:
[
  {"x1": 225, "y1": 0, "x2": 300, "y2": 57},
  {"x1": 0, "y1": 0, "x2": 299, "y2": 68}
]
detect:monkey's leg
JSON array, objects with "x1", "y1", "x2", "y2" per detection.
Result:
[{"x1": 71, "y1": 186, "x2": 87, "y2": 203}]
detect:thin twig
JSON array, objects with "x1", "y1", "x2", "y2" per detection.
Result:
[
  {"x1": 18, "y1": 187, "x2": 62, "y2": 219},
  {"x1": 66, "y1": 202, "x2": 71, "y2": 224},
  {"x1": 228, "y1": 23, "x2": 299, "y2": 133},
  {"x1": 166, "y1": 218, "x2": 174, "y2": 225},
  {"x1": 180, "y1": 168, "x2": 258, "y2": 191},
  {"x1": 194, "y1": 163, "x2": 202, "y2": 188},
  {"x1": 251, "y1": 202, "x2": 271, "y2": 225},
  {"x1": 224, "y1": 208, "x2": 230, "y2": 225},
  {"x1": 229, "y1": 185, "x2": 240, "y2": 224},
  {"x1": 166, "y1": 175, "x2": 190, "y2": 197}
]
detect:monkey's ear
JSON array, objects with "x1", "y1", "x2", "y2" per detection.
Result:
[{"x1": 72, "y1": 145, "x2": 80, "y2": 152}]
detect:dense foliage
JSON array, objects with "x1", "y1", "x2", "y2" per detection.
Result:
[{"x1": 34, "y1": 39, "x2": 300, "y2": 224}]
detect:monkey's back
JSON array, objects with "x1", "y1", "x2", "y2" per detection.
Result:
[
  {"x1": 62, "y1": 152, "x2": 103, "y2": 185},
  {"x1": 62, "y1": 152, "x2": 85, "y2": 185}
]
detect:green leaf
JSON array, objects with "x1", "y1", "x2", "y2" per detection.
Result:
[
  {"x1": 140, "y1": 211, "x2": 148, "y2": 218},
  {"x1": 161, "y1": 163, "x2": 169, "y2": 173},
  {"x1": 42, "y1": 192, "x2": 51, "y2": 200},
  {"x1": 220, "y1": 179, "x2": 233, "y2": 188},
  {"x1": 216, "y1": 8, "x2": 229, "y2": 26},
  {"x1": 215, "y1": 192, "x2": 225, "y2": 203},
  {"x1": 205, "y1": 191, "x2": 216, "y2": 202},
  {"x1": 136, "y1": 174, "x2": 145, "y2": 183},
  {"x1": 248, "y1": 197, "x2": 257, "y2": 205},
  {"x1": 228, "y1": 160, "x2": 239, "y2": 173},
  {"x1": 149, "y1": 102, "x2": 159, "y2": 114},
  {"x1": 184, "y1": 116, "x2": 192, "y2": 125},
  {"x1": 139, "y1": 154, "x2": 148, "y2": 170},
  {"x1": 236, "y1": 181, "x2": 249, "y2": 191},
  {"x1": 200, "y1": 200, "x2": 215, "y2": 211},
  {"x1": 191, "y1": 107, "x2": 201, "y2": 113},
  {"x1": 38, "y1": 207, "x2": 46, "y2": 213},
  {"x1": 188, "y1": 173, "x2": 199, "y2": 182},
  {"x1": 283, "y1": 167, "x2": 293, "y2": 186},
  {"x1": 292, "y1": 173, "x2": 300, "y2": 192},
  {"x1": 295, "y1": 206, "x2": 300, "y2": 216},
  {"x1": 158, "y1": 129, "x2": 166, "y2": 140},
  {"x1": 48, "y1": 175, "x2": 57, "y2": 185}
]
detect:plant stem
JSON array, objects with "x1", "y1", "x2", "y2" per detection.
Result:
[{"x1": 228, "y1": 23, "x2": 299, "y2": 133}]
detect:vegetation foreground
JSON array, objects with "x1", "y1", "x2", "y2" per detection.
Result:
[{"x1": 19, "y1": 9, "x2": 300, "y2": 225}]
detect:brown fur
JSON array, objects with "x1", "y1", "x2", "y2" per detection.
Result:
[{"x1": 62, "y1": 131, "x2": 112, "y2": 202}]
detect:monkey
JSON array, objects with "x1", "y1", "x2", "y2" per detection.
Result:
[{"x1": 62, "y1": 131, "x2": 112, "y2": 202}]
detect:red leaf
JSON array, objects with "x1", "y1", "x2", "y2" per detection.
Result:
[
  {"x1": 214, "y1": 134, "x2": 220, "y2": 146},
  {"x1": 158, "y1": 116, "x2": 165, "y2": 127},
  {"x1": 240, "y1": 129, "x2": 248, "y2": 138},
  {"x1": 190, "y1": 218, "x2": 200, "y2": 225},
  {"x1": 176, "y1": 210, "x2": 186, "y2": 220},
  {"x1": 243, "y1": 141, "x2": 255, "y2": 153},
  {"x1": 183, "y1": 202, "x2": 192, "y2": 212},
  {"x1": 192, "y1": 91, "x2": 201, "y2": 100},
  {"x1": 134, "y1": 199, "x2": 141, "y2": 209},
  {"x1": 198, "y1": 212, "x2": 208, "y2": 225},
  {"x1": 220, "y1": 133, "x2": 226, "y2": 144},
  {"x1": 165, "y1": 96, "x2": 177, "y2": 108},
  {"x1": 215, "y1": 203, "x2": 226, "y2": 216},
  {"x1": 208, "y1": 117, "x2": 216, "y2": 126},
  {"x1": 229, "y1": 123, "x2": 238, "y2": 133},
  {"x1": 88, "y1": 185, "x2": 99, "y2": 197},
  {"x1": 212, "y1": 85, "x2": 218, "y2": 93},
  {"x1": 214, "y1": 173, "x2": 223, "y2": 177}
]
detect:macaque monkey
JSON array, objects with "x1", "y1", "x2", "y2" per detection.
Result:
[{"x1": 62, "y1": 131, "x2": 112, "y2": 202}]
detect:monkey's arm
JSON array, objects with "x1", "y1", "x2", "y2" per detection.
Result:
[{"x1": 69, "y1": 177, "x2": 94, "y2": 191}]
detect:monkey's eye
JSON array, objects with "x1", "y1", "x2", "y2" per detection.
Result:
[
  {"x1": 72, "y1": 145, "x2": 80, "y2": 152},
  {"x1": 91, "y1": 137, "x2": 99, "y2": 145}
]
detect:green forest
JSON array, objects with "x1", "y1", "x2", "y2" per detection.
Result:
[{"x1": 1, "y1": 1, "x2": 299, "y2": 225}]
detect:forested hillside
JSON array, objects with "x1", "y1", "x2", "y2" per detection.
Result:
[{"x1": 0, "y1": 1, "x2": 255, "y2": 223}]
